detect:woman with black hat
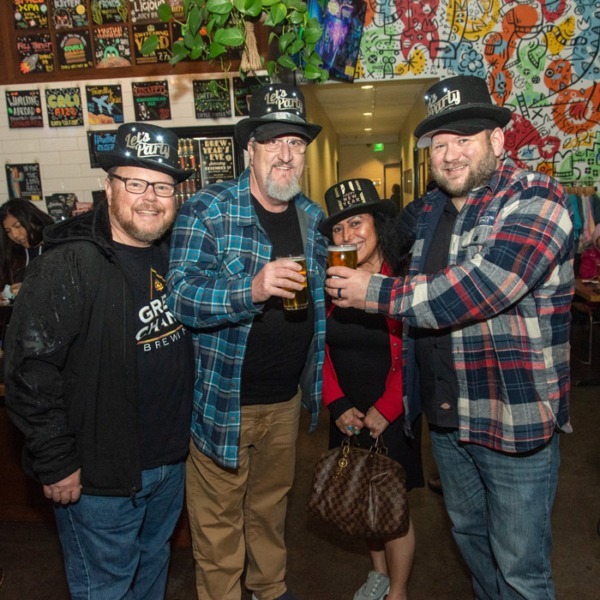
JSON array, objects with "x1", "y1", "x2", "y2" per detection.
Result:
[{"x1": 320, "y1": 179, "x2": 423, "y2": 600}]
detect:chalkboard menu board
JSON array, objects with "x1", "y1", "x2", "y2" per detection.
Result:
[
  {"x1": 193, "y1": 80, "x2": 232, "y2": 119},
  {"x1": 5, "y1": 89, "x2": 44, "y2": 128},
  {"x1": 198, "y1": 137, "x2": 236, "y2": 185},
  {"x1": 87, "y1": 129, "x2": 118, "y2": 168},
  {"x1": 6, "y1": 163, "x2": 43, "y2": 201}
]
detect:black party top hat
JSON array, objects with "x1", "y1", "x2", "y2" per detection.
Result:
[
  {"x1": 235, "y1": 83, "x2": 322, "y2": 148},
  {"x1": 414, "y1": 75, "x2": 512, "y2": 148},
  {"x1": 98, "y1": 122, "x2": 192, "y2": 182},
  {"x1": 319, "y1": 178, "x2": 396, "y2": 238}
]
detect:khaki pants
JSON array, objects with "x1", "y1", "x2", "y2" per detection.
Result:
[{"x1": 186, "y1": 394, "x2": 301, "y2": 600}]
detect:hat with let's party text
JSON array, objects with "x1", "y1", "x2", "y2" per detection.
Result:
[
  {"x1": 414, "y1": 75, "x2": 512, "y2": 148},
  {"x1": 98, "y1": 122, "x2": 193, "y2": 183},
  {"x1": 235, "y1": 83, "x2": 322, "y2": 148},
  {"x1": 319, "y1": 178, "x2": 396, "y2": 238}
]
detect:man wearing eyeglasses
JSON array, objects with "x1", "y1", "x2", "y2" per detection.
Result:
[
  {"x1": 5, "y1": 122, "x2": 195, "y2": 599},
  {"x1": 167, "y1": 83, "x2": 327, "y2": 600}
]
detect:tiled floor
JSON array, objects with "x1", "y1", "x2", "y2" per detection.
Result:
[{"x1": 1, "y1": 338, "x2": 599, "y2": 599}]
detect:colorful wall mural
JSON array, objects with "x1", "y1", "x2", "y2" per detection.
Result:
[{"x1": 356, "y1": 0, "x2": 600, "y2": 183}]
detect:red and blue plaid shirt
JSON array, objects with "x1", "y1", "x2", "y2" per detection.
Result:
[{"x1": 367, "y1": 159, "x2": 574, "y2": 453}]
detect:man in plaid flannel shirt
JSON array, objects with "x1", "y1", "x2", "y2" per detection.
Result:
[
  {"x1": 167, "y1": 83, "x2": 327, "y2": 600},
  {"x1": 326, "y1": 75, "x2": 574, "y2": 600}
]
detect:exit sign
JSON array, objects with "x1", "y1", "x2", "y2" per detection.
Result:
[{"x1": 373, "y1": 143, "x2": 384, "y2": 152}]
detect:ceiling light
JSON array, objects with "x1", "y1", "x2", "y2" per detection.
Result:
[
  {"x1": 363, "y1": 112, "x2": 372, "y2": 116},
  {"x1": 361, "y1": 85, "x2": 373, "y2": 90},
  {"x1": 364, "y1": 127, "x2": 372, "y2": 131}
]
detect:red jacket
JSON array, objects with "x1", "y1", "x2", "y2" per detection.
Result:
[{"x1": 322, "y1": 262, "x2": 403, "y2": 423}]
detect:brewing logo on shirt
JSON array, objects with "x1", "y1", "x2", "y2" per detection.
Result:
[{"x1": 136, "y1": 267, "x2": 185, "y2": 352}]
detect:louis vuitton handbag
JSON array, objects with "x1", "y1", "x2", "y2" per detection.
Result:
[{"x1": 306, "y1": 436, "x2": 409, "y2": 538}]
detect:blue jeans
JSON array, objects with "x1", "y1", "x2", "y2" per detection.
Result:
[
  {"x1": 54, "y1": 462, "x2": 185, "y2": 600},
  {"x1": 430, "y1": 429, "x2": 560, "y2": 600}
]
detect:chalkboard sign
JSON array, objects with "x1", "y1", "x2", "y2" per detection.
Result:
[
  {"x1": 87, "y1": 129, "x2": 117, "y2": 168},
  {"x1": 6, "y1": 163, "x2": 43, "y2": 201},
  {"x1": 5, "y1": 90, "x2": 44, "y2": 128},
  {"x1": 193, "y1": 80, "x2": 232, "y2": 119},
  {"x1": 198, "y1": 137, "x2": 236, "y2": 185}
]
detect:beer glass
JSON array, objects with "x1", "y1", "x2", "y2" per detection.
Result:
[
  {"x1": 328, "y1": 244, "x2": 358, "y2": 270},
  {"x1": 282, "y1": 255, "x2": 308, "y2": 311}
]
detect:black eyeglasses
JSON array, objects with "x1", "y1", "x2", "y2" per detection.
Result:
[
  {"x1": 257, "y1": 138, "x2": 308, "y2": 155},
  {"x1": 109, "y1": 173, "x2": 176, "y2": 197}
]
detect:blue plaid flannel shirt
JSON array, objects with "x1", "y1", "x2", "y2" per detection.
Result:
[{"x1": 167, "y1": 168, "x2": 328, "y2": 469}]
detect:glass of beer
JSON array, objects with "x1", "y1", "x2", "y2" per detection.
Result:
[
  {"x1": 282, "y1": 255, "x2": 308, "y2": 311},
  {"x1": 328, "y1": 244, "x2": 358, "y2": 270}
]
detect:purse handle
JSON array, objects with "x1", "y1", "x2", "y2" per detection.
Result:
[{"x1": 340, "y1": 434, "x2": 390, "y2": 456}]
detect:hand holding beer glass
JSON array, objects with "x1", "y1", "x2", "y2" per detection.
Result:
[
  {"x1": 281, "y1": 254, "x2": 308, "y2": 311},
  {"x1": 328, "y1": 244, "x2": 358, "y2": 271}
]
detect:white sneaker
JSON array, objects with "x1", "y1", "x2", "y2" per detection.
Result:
[{"x1": 353, "y1": 571, "x2": 390, "y2": 600}]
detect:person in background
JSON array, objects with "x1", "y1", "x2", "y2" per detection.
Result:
[
  {"x1": 389, "y1": 183, "x2": 402, "y2": 210},
  {"x1": 320, "y1": 178, "x2": 423, "y2": 600},
  {"x1": 167, "y1": 83, "x2": 327, "y2": 600},
  {"x1": 325, "y1": 75, "x2": 574, "y2": 599},
  {"x1": 5, "y1": 122, "x2": 195, "y2": 600},
  {"x1": 578, "y1": 223, "x2": 600, "y2": 279},
  {"x1": 0, "y1": 199, "x2": 53, "y2": 302}
]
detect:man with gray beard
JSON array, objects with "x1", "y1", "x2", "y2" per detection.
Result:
[
  {"x1": 166, "y1": 83, "x2": 327, "y2": 600},
  {"x1": 325, "y1": 75, "x2": 574, "y2": 600}
]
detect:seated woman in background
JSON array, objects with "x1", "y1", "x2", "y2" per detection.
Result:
[
  {"x1": 320, "y1": 179, "x2": 424, "y2": 600},
  {"x1": 0, "y1": 199, "x2": 54, "y2": 302},
  {"x1": 579, "y1": 223, "x2": 600, "y2": 279}
]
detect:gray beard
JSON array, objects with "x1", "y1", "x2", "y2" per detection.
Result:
[{"x1": 265, "y1": 174, "x2": 301, "y2": 202}]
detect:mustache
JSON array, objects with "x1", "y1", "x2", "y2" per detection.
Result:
[{"x1": 135, "y1": 203, "x2": 164, "y2": 212}]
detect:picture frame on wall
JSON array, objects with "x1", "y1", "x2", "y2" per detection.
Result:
[{"x1": 403, "y1": 169, "x2": 413, "y2": 194}]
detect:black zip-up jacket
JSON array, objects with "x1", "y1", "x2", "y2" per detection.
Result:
[{"x1": 5, "y1": 203, "x2": 154, "y2": 496}]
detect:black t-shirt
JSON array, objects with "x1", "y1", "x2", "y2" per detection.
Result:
[
  {"x1": 240, "y1": 198, "x2": 314, "y2": 405},
  {"x1": 113, "y1": 242, "x2": 193, "y2": 468},
  {"x1": 414, "y1": 198, "x2": 460, "y2": 428}
]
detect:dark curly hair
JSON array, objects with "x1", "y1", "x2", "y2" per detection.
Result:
[
  {"x1": 371, "y1": 210, "x2": 413, "y2": 276},
  {"x1": 0, "y1": 199, "x2": 54, "y2": 287}
]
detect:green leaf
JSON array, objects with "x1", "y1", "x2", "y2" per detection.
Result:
[
  {"x1": 289, "y1": 10, "x2": 305, "y2": 25},
  {"x1": 303, "y1": 17, "x2": 322, "y2": 43},
  {"x1": 278, "y1": 31, "x2": 295, "y2": 53},
  {"x1": 285, "y1": 0, "x2": 307, "y2": 12},
  {"x1": 261, "y1": 0, "x2": 279, "y2": 6},
  {"x1": 208, "y1": 41, "x2": 226, "y2": 58},
  {"x1": 288, "y1": 38, "x2": 304, "y2": 55},
  {"x1": 206, "y1": 0, "x2": 234, "y2": 16},
  {"x1": 266, "y1": 60, "x2": 277, "y2": 78},
  {"x1": 214, "y1": 27, "x2": 245, "y2": 47},
  {"x1": 172, "y1": 40, "x2": 188, "y2": 56},
  {"x1": 268, "y1": 31, "x2": 277, "y2": 45},
  {"x1": 233, "y1": 0, "x2": 263, "y2": 17},
  {"x1": 140, "y1": 34, "x2": 159, "y2": 56},
  {"x1": 183, "y1": 30, "x2": 196, "y2": 48},
  {"x1": 265, "y1": 3, "x2": 287, "y2": 26},
  {"x1": 157, "y1": 3, "x2": 173, "y2": 22},
  {"x1": 277, "y1": 54, "x2": 298, "y2": 70},
  {"x1": 169, "y1": 52, "x2": 188, "y2": 65},
  {"x1": 190, "y1": 40, "x2": 206, "y2": 60},
  {"x1": 188, "y1": 5, "x2": 202, "y2": 35},
  {"x1": 303, "y1": 62, "x2": 323, "y2": 80},
  {"x1": 306, "y1": 50, "x2": 323, "y2": 66}
]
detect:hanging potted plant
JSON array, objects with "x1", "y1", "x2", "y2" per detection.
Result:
[{"x1": 141, "y1": 0, "x2": 329, "y2": 85}]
